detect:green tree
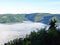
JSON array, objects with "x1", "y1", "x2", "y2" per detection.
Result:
[{"x1": 49, "y1": 18, "x2": 57, "y2": 29}]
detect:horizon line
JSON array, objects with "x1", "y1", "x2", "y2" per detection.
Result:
[{"x1": 0, "y1": 12, "x2": 59, "y2": 14}]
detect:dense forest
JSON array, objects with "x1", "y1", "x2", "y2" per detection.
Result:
[{"x1": 4, "y1": 18, "x2": 60, "y2": 45}]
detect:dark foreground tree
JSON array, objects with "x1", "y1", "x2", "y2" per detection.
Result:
[
  {"x1": 4, "y1": 28, "x2": 60, "y2": 45},
  {"x1": 49, "y1": 18, "x2": 57, "y2": 29}
]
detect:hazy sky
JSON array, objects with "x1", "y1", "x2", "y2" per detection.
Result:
[{"x1": 0, "y1": 0, "x2": 60, "y2": 14}]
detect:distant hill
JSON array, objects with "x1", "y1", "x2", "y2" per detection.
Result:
[{"x1": 0, "y1": 13, "x2": 60, "y2": 24}]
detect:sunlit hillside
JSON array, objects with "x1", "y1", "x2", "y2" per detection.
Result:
[{"x1": 0, "y1": 13, "x2": 60, "y2": 24}]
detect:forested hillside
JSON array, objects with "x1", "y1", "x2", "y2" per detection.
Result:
[{"x1": 0, "y1": 13, "x2": 60, "y2": 24}]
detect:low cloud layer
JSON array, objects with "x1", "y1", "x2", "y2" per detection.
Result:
[{"x1": 0, "y1": 22, "x2": 48, "y2": 45}]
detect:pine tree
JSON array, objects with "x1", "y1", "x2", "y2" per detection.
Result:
[{"x1": 49, "y1": 18, "x2": 57, "y2": 30}]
